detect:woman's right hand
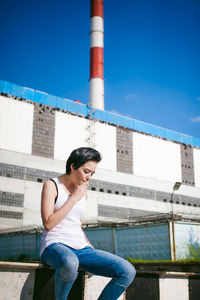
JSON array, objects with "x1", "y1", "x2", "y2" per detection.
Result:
[{"x1": 70, "y1": 182, "x2": 89, "y2": 203}]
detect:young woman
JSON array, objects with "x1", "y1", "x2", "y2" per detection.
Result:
[{"x1": 40, "y1": 147, "x2": 136, "y2": 300}]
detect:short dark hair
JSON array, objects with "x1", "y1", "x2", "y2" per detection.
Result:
[{"x1": 66, "y1": 147, "x2": 102, "y2": 175}]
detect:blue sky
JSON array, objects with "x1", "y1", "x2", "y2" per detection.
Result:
[{"x1": 1, "y1": 0, "x2": 200, "y2": 138}]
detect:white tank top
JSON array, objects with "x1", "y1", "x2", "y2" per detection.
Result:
[{"x1": 40, "y1": 177, "x2": 88, "y2": 256}]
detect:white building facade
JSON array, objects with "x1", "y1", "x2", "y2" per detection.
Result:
[{"x1": 0, "y1": 80, "x2": 200, "y2": 229}]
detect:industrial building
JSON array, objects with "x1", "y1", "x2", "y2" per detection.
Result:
[
  {"x1": 0, "y1": 80, "x2": 200, "y2": 215},
  {"x1": 0, "y1": 0, "x2": 200, "y2": 261},
  {"x1": 0, "y1": 79, "x2": 200, "y2": 260}
]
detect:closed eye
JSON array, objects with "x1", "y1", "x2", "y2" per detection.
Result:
[
  {"x1": 84, "y1": 170, "x2": 90, "y2": 174},
  {"x1": 84, "y1": 169, "x2": 95, "y2": 176}
]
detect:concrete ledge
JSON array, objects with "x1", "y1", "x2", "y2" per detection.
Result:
[
  {"x1": 0, "y1": 261, "x2": 37, "y2": 300},
  {"x1": 0, "y1": 261, "x2": 200, "y2": 300},
  {"x1": 134, "y1": 261, "x2": 200, "y2": 273},
  {"x1": 0, "y1": 262, "x2": 124, "y2": 300},
  {"x1": 0, "y1": 261, "x2": 41, "y2": 269}
]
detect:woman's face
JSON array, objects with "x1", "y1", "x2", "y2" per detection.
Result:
[{"x1": 71, "y1": 160, "x2": 97, "y2": 185}]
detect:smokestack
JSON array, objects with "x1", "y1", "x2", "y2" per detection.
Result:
[{"x1": 89, "y1": 0, "x2": 104, "y2": 110}]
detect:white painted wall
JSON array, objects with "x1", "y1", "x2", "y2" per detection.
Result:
[
  {"x1": 54, "y1": 112, "x2": 88, "y2": 161},
  {"x1": 54, "y1": 112, "x2": 116, "y2": 171},
  {"x1": 0, "y1": 217, "x2": 22, "y2": 229},
  {"x1": 82, "y1": 190, "x2": 98, "y2": 223},
  {"x1": 0, "y1": 177, "x2": 25, "y2": 194},
  {"x1": 193, "y1": 148, "x2": 200, "y2": 188},
  {"x1": 95, "y1": 122, "x2": 116, "y2": 171},
  {"x1": 0, "y1": 263, "x2": 36, "y2": 300},
  {"x1": 84, "y1": 273, "x2": 124, "y2": 300},
  {"x1": 159, "y1": 275, "x2": 189, "y2": 300},
  {"x1": 0, "y1": 149, "x2": 65, "y2": 173},
  {"x1": 0, "y1": 177, "x2": 43, "y2": 228},
  {"x1": 96, "y1": 192, "x2": 200, "y2": 221},
  {"x1": 23, "y1": 181, "x2": 43, "y2": 227},
  {"x1": 95, "y1": 168, "x2": 174, "y2": 193},
  {"x1": 133, "y1": 132, "x2": 182, "y2": 183},
  {"x1": 0, "y1": 149, "x2": 200, "y2": 229},
  {"x1": 0, "y1": 176, "x2": 97, "y2": 228},
  {"x1": 0, "y1": 96, "x2": 33, "y2": 154},
  {"x1": 0, "y1": 262, "x2": 196, "y2": 300},
  {"x1": 1, "y1": 174, "x2": 200, "y2": 228}
]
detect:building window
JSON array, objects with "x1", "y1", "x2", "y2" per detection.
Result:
[
  {"x1": 0, "y1": 210, "x2": 23, "y2": 219},
  {"x1": 0, "y1": 191, "x2": 24, "y2": 208}
]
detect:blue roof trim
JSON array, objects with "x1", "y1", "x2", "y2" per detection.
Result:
[{"x1": 0, "y1": 79, "x2": 200, "y2": 148}]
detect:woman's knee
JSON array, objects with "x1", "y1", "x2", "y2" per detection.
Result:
[
  {"x1": 57, "y1": 255, "x2": 79, "y2": 281},
  {"x1": 119, "y1": 260, "x2": 136, "y2": 285}
]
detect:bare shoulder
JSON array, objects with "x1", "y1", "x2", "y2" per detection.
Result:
[
  {"x1": 43, "y1": 179, "x2": 54, "y2": 188},
  {"x1": 42, "y1": 180, "x2": 57, "y2": 197}
]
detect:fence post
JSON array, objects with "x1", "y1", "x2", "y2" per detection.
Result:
[{"x1": 112, "y1": 226, "x2": 116, "y2": 254}]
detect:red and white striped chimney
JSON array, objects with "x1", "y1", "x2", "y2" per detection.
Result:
[{"x1": 89, "y1": 0, "x2": 104, "y2": 110}]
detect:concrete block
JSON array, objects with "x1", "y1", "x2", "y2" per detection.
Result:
[
  {"x1": 84, "y1": 273, "x2": 124, "y2": 300},
  {"x1": 0, "y1": 262, "x2": 37, "y2": 300},
  {"x1": 159, "y1": 275, "x2": 189, "y2": 300}
]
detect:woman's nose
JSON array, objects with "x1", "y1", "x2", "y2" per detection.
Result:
[{"x1": 86, "y1": 174, "x2": 91, "y2": 181}]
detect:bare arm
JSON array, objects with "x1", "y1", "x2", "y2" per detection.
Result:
[{"x1": 41, "y1": 180, "x2": 88, "y2": 232}]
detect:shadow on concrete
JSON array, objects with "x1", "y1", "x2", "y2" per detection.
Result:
[
  {"x1": 20, "y1": 271, "x2": 36, "y2": 300},
  {"x1": 31, "y1": 267, "x2": 84, "y2": 300},
  {"x1": 126, "y1": 273, "x2": 160, "y2": 300}
]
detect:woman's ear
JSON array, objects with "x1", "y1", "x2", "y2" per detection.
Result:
[{"x1": 70, "y1": 163, "x2": 74, "y2": 172}]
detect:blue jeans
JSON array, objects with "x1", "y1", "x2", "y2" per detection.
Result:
[{"x1": 41, "y1": 243, "x2": 136, "y2": 300}]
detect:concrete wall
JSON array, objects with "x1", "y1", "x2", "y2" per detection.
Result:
[
  {"x1": 0, "y1": 262, "x2": 124, "y2": 300},
  {"x1": 116, "y1": 127, "x2": 133, "y2": 174},
  {"x1": 159, "y1": 274, "x2": 188, "y2": 300},
  {"x1": 127, "y1": 262, "x2": 200, "y2": 300},
  {"x1": 0, "y1": 261, "x2": 199, "y2": 300},
  {"x1": 32, "y1": 103, "x2": 55, "y2": 158},
  {"x1": 0, "y1": 95, "x2": 33, "y2": 154},
  {"x1": 0, "y1": 148, "x2": 200, "y2": 229},
  {"x1": 193, "y1": 148, "x2": 200, "y2": 188},
  {"x1": 95, "y1": 121, "x2": 116, "y2": 171},
  {"x1": 0, "y1": 262, "x2": 38, "y2": 300},
  {"x1": 0, "y1": 94, "x2": 199, "y2": 183},
  {"x1": 0, "y1": 95, "x2": 200, "y2": 229},
  {"x1": 54, "y1": 111, "x2": 117, "y2": 171},
  {"x1": 54, "y1": 112, "x2": 88, "y2": 161},
  {"x1": 132, "y1": 132, "x2": 182, "y2": 183},
  {"x1": 0, "y1": 149, "x2": 64, "y2": 229},
  {"x1": 180, "y1": 144, "x2": 195, "y2": 186}
]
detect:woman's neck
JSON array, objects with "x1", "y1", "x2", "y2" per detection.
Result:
[{"x1": 59, "y1": 174, "x2": 76, "y2": 194}]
